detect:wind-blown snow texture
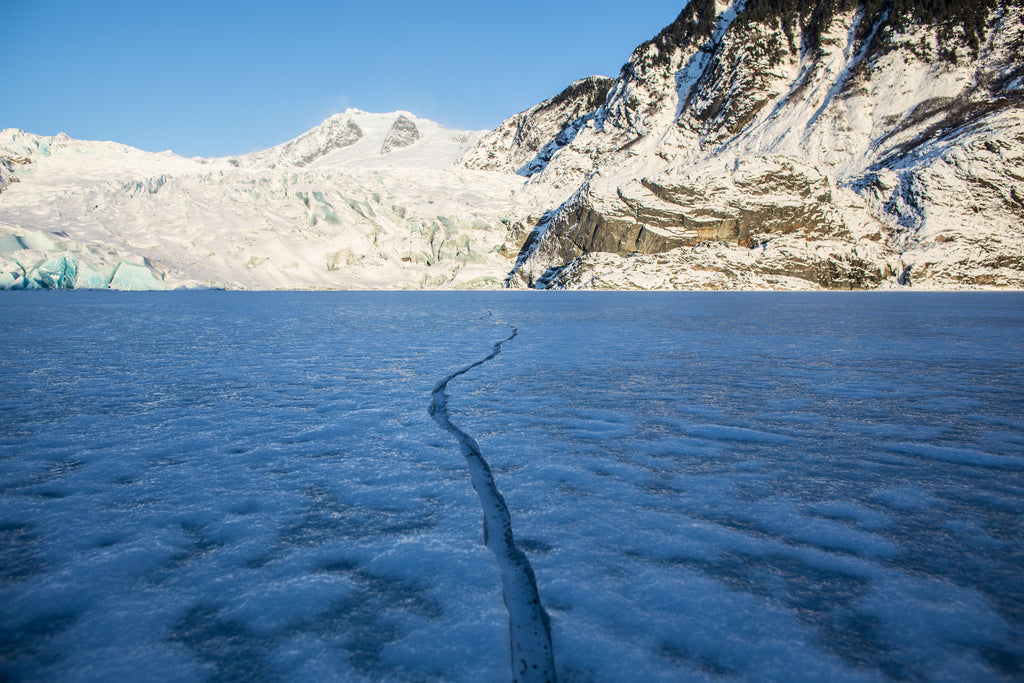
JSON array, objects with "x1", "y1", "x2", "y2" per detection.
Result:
[{"x1": 2, "y1": 291, "x2": 1023, "y2": 681}]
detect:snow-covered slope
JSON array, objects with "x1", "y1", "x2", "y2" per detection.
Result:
[
  {"x1": 5, "y1": 1, "x2": 1022, "y2": 292},
  {"x1": 462, "y1": 0, "x2": 1024, "y2": 290},
  {"x1": 0, "y1": 111, "x2": 534, "y2": 290},
  {"x1": 457, "y1": 76, "x2": 614, "y2": 178}
]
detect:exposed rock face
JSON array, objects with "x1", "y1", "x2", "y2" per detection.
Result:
[
  {"x1": 458, "y1": 76, "x2": 614, "y2": 178},
  {"x1": 0, "y1": 151, "x2": 30, "y2": 194},
  {"x1": 381, "y1": 114, "x2": 422, "y2": 154},
  {"x1": 511, "y1": 156, "x2": 895, "y2": 289},
  {"x1": 0, "y1": 157, "x2": 14, "y2": 194},
  {"x1": 466, "y1": 0, "x2": 1024, "y2": 289},
  {"x1": 235, "y1": 114, "x2": 364, "y2": 168}
]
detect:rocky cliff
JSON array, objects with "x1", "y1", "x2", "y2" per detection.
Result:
[
  {"x1": 461, "y1": 0, "x2": 1024, "y2": 289},
  {"x1": 236, "y1": 113, "x2": 364, "y2": 168},
  {"x1": 458, "y1": 76, "x2": 614, "y2": 177},
  {"x1": 381, "y1": 114, "x2": 422, "y2": 155}
]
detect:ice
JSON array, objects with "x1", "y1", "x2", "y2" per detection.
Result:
[
  {"x1": 0, "y1": 233, "x2": 26, "y2": 255},
  {"x1": 1, "y1": 291, "x2": 1023, "y2": 681},
  {"x1": 34, "y1": 255, "x2": 78, "y2": 289},
  {"x1": 886, "y1": 442, "x2": 1024, "y2": 469},
  {"x1": 18, "y1": 230, "x2": 55, "y2": 251},
  {"x1": 107, "y1": 262, "x2": 166, "y2": 291},
  {"x1": 0, "y1": 229, "x2": 168, "y2": 291},
  {"x1": 0, "y1": 117, "x2": 525, "y2": 292},
  {"x1": 75, "y1": 262, "x2": 118, "y2": 289}
]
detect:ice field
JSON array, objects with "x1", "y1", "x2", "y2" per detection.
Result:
[{"x1": 1, "y1": 291, "x2": 1023, "y2": 681}]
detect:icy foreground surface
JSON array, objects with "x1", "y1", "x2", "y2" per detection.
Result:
[{"x1": 1, "y1": 292, "x2": 1023, "y2": 681}]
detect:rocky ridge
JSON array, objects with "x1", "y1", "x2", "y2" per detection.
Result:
[
  {"x1": 236, "y1": 112, "x2": 364, "y2": 168},
  {"x1": 381, "y1": 114, "x2": 422, "y2": 155},
  {"x1": 461, "y1": 0, "x2": 1024, "y2": 289},
  {"x1": 458, "y1": 76, "x2": 614, "y2": 177}
]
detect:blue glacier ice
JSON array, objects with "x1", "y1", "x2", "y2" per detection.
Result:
[
  {"x1": 108, "y1": 261, "x2": 166, "y2": 291},
  {"x1": 0, "y1": 233, "x2": 165, "y2": 291}
]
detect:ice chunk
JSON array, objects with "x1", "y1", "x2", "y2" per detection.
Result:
[
  {"x1": 34, "y1": 255, "x2": 78, "y2": 289},
  {"x1": 0, "y1": 268, "x2": 25, "y2": 289},
  {"x1": 0, "y1": 233, "x2": 26, "y2": 255},
  {"x1": 108, "y1": 262, "x2": 166, "y2": 291},
  {"x1": 19, "y1": 230, "x2": 56, "y2": 251},
  {"x1": 76, "y1": 263, "x2": 117, "y2": 289}
]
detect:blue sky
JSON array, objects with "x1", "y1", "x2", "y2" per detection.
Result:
[{"x1": 4, "y1": 1, "x2": 684, "y2": 157}]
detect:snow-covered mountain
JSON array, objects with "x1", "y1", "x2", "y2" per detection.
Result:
[
  {"x1": 4, "y1": 0, "x2": 1022, "y2": 291},
  {"x1": 460, "y1": 0, "x2": 1024, "y2": 289},
  {"x1": 0, "y1": 111, "x2": 534, "y2": 290}
]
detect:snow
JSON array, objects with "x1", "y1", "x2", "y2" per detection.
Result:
[
  {"x1": 483, "y1": 3, "x2": 1024, "y2": 291},
  {"x1": 0, "y1": 113, "x2": 535, "y2": 291},
  {"x1": 5, "y1": 5, "x2": 1021, "y2": 293},
  {"x1": 2, "y1": 291, "x2": 1022, "y2": 681}
]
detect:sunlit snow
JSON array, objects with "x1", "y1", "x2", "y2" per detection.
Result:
[
  {"x1": 1, "y1": 291, "x2": 1022, "y2": 681},
  {"x1": 0, "y1": 112, "x2": 537, "y2": 291}
]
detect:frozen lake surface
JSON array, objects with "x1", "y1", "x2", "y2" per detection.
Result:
[{"x1": 1, "y1": 291, "x2": 1023, "y2": 681}]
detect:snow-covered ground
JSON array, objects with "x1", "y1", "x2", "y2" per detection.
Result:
[
  {"x1": 2, "y1": 291, "x2": 1022, "y2": 681},
  {"x1": 0, "y1": 112, "x2": 542, "y2": 291}
]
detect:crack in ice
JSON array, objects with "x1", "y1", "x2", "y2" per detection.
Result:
[{"x1": 428, "y1": 324, "x2": 556, "y2": 683}]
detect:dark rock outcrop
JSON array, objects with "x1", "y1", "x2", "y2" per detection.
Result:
[{"x1": 381, "y1": 114, "x2": 422, "y2": 154}]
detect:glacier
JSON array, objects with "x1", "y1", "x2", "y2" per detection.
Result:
[
  {"x1": 0, "y1": 111, "x2": 542, "y2": 291},
  {"x1": 1, "y1": 290, "x2": 1022, "y2": 680},
  {"x1": 3, "y1": 0, "x2": 1023, "y2": 291}
]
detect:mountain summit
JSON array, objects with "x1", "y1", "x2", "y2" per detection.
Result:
[
  {"x1": 1, "y1": 2, "x2": 1022, "y2": 290},
  {"x1": 461, "y1": 0, "x2": 1024, "y2": 289}
]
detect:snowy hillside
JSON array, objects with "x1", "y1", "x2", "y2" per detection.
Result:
[
  {"x1": 0, "y1": 111, "x2": 535, "y2": 290},
  {"x1": 4, "y1": 0, "x2": 1022, "y2": 291},
  {"x1": 461, "y1": 0, "x2": 1024, "y2": 290}
]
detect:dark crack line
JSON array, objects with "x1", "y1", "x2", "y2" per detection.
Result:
[{"x1": 428, "y1": 324, "x2": 556, "y2": 683}]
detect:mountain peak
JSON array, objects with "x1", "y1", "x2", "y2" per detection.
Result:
[
  {"x1": 461, "y1": 0, "x2": 1024, "y2": 290},
  {"x1": 381, "y1": 114, "x2": 422, "y2": 155},
  {"x1": 456, "y1": 75, "x2": 614, "y2": 176}
]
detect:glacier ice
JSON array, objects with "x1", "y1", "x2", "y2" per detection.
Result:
[
  {"x1": 0, "y1": 230, "x2": 165, "y2": 290},
  {"x1": 0, "y1": 112, "x2": 517, "y2": 292},
  {"x1": 108, "y1": 262, "x2": 165, "y2": 291},
  {"x1": 3, "y1": 291, "x2": 1022, "y2": 680}
]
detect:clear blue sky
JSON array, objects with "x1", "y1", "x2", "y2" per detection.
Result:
[{"x1": 3, "y1": 0, "x2": 685, "y2": 158}]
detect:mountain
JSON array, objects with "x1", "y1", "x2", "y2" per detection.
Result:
[
  {"x1": 460, "y1": 0, "x2": 1024, "y2": 289},
  {"x1": 457, "y1": 76, "x2": 615, "y2": 177},
  {"x1": 0, "y1": 111, "x2": 535, "y2": 290},
  {"x1": 4, "y1": 2, "x2": 1022, "y2": 291}
]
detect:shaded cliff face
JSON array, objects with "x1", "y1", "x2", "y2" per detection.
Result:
[
  {"x1": 463, "y1": 0, "x2": 1024, "y2": 290},
  {"x1": 381, "y1": 114, "x2": 422, "y2": 155}
]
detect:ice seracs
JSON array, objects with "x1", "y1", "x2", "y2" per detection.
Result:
[{"x1": 0, "y1": 112, "x2": 529, "y2": 291}]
